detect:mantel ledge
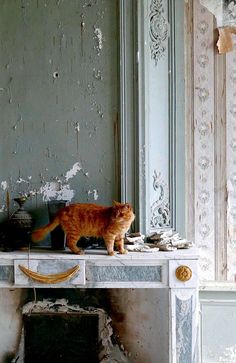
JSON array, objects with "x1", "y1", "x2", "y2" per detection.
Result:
[
  {"x1": 0, "y1": 247, "x2": 199, "y2": 261},
  {"x1": 200, "y1": 280, "x2": 236, "y2": 291}
]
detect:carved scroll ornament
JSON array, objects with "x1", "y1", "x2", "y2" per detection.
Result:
[{"x1": 149, "y1": 0, "x2": 169, "y2": 64}]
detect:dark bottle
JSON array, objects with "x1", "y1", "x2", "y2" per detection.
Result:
[{"x1": 8, "y1": 196, "x2": 33, "y2": 250}]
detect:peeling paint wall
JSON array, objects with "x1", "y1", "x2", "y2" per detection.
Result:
[
  {"x1": 0, "y1": 1, "x2": 122, "y2": 361},
  {"x1": 0, "y1": 0, "x2": 119, "y2": 225}
]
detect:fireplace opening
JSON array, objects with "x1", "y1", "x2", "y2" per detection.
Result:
[
  {"x1": 13, "y1": 299, "x2": 131, "y2": 363},
  {"x1": 23, "y1": 312, "x2": 100, "y2": 363}
]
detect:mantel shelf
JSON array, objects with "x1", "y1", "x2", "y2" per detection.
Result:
[{"x1": 0, "y1": 247, "x2": 199, "y2": 261}]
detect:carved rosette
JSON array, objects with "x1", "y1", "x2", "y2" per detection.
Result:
[
  {"x1": 149, "y1": 0, "x2": 169, "y2": 65},
  {"x1": 175, "y1": 266, "x2": 192, "y2": 282},
  {"x1": 150, "y1": 170, "x2": 170, "y2": 229}
]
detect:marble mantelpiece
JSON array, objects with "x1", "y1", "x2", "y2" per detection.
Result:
[
  {"x1": 0, "y1": 248, "x2": 198, "y2": 288},
  {"x1": 0, "y1": 248, "x2": 199, "y2": 363}
]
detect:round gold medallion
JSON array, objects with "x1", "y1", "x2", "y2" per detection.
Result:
[{"x1": 175, "y1": 265, "x2": 192, "y2": 282}]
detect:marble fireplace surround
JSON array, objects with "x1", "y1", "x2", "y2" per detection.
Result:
[{"x1": 0, "y1": 248, "x2": 199, "y2": 363}]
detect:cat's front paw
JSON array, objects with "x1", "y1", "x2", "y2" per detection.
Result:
[
  {"x1": 70, "y1": 248, "x2": 85, "y2": 255},
  {"x1": 108, "y1": 251, "x2": 115, "y2": 256},
  {"x1": 77, "y1": 250, "x2": 85, "y2": 255},
  {"x1": 119, "y1": 249, "x2": 128, "y2": 255}
]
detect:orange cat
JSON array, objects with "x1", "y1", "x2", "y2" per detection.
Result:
[{"x1": 32, "y1": 201, "x2": 135, "y2": 255}]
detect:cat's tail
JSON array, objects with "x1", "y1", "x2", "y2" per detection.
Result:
[{"x1": 31, "y1": 217, "x2": 60, "y2": 242}]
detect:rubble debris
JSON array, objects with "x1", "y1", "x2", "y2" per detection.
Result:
[
  {"x1": 147, "y1": 230, "x2": 193, "y2": 251},
  {"x1": 124, "y1": 230, "x2": 193, "y2": 252},
  {"x1": 124, "y1": 232, "x2": 145, "y2": 244},
  {"x1": 124, "y1": 232, "x2": 159, "y2": 252}
]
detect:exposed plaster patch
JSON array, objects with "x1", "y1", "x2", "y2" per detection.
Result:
[
  {"x1": 83, "y1": 0, "x2": 97, "y2": 8},
  {"x1": 1, "y1": 181, "x2": 8, "y2": 191},
  {"x1": 39, "y1": 181, "x2": 74, "y2": 202},
  {"x1": 93, "y1": 68, "x2": 103, "y2": 80},
  {"x1": 74, "y1": 121, "x2": 80, "y2": 133},
  {"x1": 97, "y1": 104, "x2": 104, "y2": 118},
  {"x1": 1, "y1": 163, "x2": 87, "y2": 206},
  {"x1": 88, "y1": 189, "x2": 99, "y2": 200},
  {"x1": 65, "y1": 162, "x2": 82, "y2": 181},
  {"x1": 16, "y1": 177, "x2": 29, "y2": 184},
  {"x1": 21, "y1": 190, "x2": 37, "y2": 198},
  {"x1": 12, "y1": 115, "x2": 22, "y2": 131},
  {"x1": 94, "y1": 27, "x2": 103, "y2": 54}
]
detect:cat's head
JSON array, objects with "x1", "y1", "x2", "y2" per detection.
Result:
[{"x1": 112, "y1": 201, "x2": 135, "y2": 222}]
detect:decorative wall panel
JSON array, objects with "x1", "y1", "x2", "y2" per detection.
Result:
[
  {"x1": 193, "y1": 0, "x2": 215, "y2": 280},
  {"x1": 226, "y1": 48, "x2": 236, "y2": 281},
  {"x1": 140, "y1": 0, "x2": 185, "y2": 235},
  {"x1": 148, "y1": 0, "x2": 171, "y2": 232}
]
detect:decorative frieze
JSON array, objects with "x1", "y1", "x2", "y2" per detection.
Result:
[
  {"x1": 193, "y1": 0, "x2": 215, "y2": 280},
  {"x1": 226, "y1": 48, "x2": 236, "y2": 280}
]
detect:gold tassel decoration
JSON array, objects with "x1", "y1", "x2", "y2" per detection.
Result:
[{"x1": 18, "y1": 264, "x2": 80, "y2": 284}]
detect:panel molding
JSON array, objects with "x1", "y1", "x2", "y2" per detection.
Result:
[
  {"x1": 185, "y1": 0, "x2": 195, "y2": 242},
  {"x1": 214, "y1": 53, "x2": 227, "y2": 281},
  {"x1": 134, "y1": 0, "x2": 186, "y2": 235},
  {"x1": 119, "y1": 0, "x2": 137, "y2": 206}
]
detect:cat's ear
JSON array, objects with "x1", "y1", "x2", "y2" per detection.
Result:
[{"x1": 113, "y1": 200, "x2": 122, "y2": 206}]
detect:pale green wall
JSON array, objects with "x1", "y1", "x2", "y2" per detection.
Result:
[{"x1": 200, "y1": 291, "x2": 236, "y2": 363}]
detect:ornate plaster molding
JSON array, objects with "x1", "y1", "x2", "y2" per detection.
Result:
[
  {"x1": 149, "y1": 0, "x2": 169, "y2": 65},
  {"x1": 150, "y1": 170, "x2": 170, "y2": 229}
]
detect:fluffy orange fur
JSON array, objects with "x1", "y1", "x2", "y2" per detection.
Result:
[{"x1": 32, "y1": 201, "x2": 135, "y2": 255}]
